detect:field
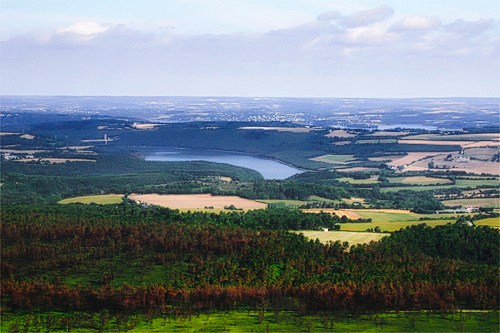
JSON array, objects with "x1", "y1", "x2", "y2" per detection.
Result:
[
  {"x1": 388, "y1": 176, "x2": 453, "y2": 184},
  {"x1": 259, "y1": 197, "x2": 367, "y2": 207},
  {"x1": 338, "y1": 217, "x2": 500, "y2": 232},
  {"x1": 325, "y1": 129, "x2": 356, "y2": 138},
  {"x1": 442, "y1": 197, "x2": 500, "y2": 208},
  {"x1": 386, "y1": 152, "x2": 448, "y2": 166},
  {"x1": 356, "y1": 139, "x2": 398, "y2": 144},
  {"x1": 336, "y1": 167, "x2": 380, "y2": 172},
  {"x1": 257, "y1": 199, "x2": 307, "y2": 207},
  {"x1": 338, "y1": 220, "x2": 452, "y2": 232},
  {"x1": 296, "y1": 230, "x2": 387, "y2": 245},
  {"x1": 0, "y1": 149, "x2": 46, "y2": 154},
  {"x1": 337, "y1": 177, "x2": 380, "y2": 184},
  {"x1": 398, "y1": 139, "x2": 500, "y2": 148},
  {"x1": 129, "y1": 193, "x2": 268, "y2": 210},
  {"x1": 405, "y1": 152, "x2": 500, "y2": 175},
  {"x1": 474, "y1": 217, "x2": 500, "y2": 228},
  {"x1": 132, "y1": 123, "x2": 161, "y2": 130},
  {"x1": 381, "y1": 178, "x2": 499, "y2": 192},
  {"x1": 368, "y1": 131, "x2": 410, "y2": 137},
  {"x1": 310, "y1": 154, "x2": 357, "y2": 164},
  {"x1": 2, "y1": 310, "x2": 498, "y2": 332},
  {"x1": 402, "y1": 133, "x2": 500, "y2": 141},
  {"x1": 58, "y1": 194, "x2": 124, "y2": 205}
]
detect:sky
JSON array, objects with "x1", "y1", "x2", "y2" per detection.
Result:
[{"x1": 1, "y1": 0, "x2": 499, "y2": 97}]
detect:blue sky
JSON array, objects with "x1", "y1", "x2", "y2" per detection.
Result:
[{"x1": 1, "y1": 0, "x2": 499, "y2": 97}]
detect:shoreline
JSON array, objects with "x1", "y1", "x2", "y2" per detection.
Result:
[{"x1": 117, "y1": 145, "x2": 310, "y2": 175}]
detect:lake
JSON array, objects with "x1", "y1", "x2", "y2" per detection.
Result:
[{"x1": 145, "y1": 149, "x2": 302, "y2": 179}]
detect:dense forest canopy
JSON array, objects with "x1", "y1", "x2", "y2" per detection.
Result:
[{"x1": 1, "y1": 204, "x2": 498, "y2": 314}]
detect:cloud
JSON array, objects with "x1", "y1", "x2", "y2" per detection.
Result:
[
  {"x1": 389, "y1": 16, "x2": 442, "y2": 32},
  {"x1": 2, "y1": 7, "x2": 498, "y2": 97},
  {"x1": 446, "y1": 19, "x2": 497, "y2": 35},
  {"x1": 56, "y1": 22, "x2": 109, "y2": 36},
  {"x1": 317, "y1": 12, "x2": 341, "y2": 22},
  {"x1": 339, "y1": 5, "x2": 394, "y2": 28}
]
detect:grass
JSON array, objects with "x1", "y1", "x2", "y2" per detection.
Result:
[
  {"x1": 257, "y1": 199, "x2": 308, "y2": 207},
  {"x1": 387, "y1": 176, "x2": 453, "y2": 185},
  {"x1": 58, "y1": 194, "x2": 124, "y2": 205},
  {"x1": 310, "y1": 154, "x2": 357, "y2": 163},
  {"x1": 350, "y1": 210, "x2": 458, "y2": 223},
  {"x1": 442, "y1": 198, "x2": 500, "y2": 208},
  {"x1": 356, "y1": 139, "x2": 398, "y2": 144},
  {"x1": 402, "y1": 133, "x2": 500, "y2": 141},
  {"x1": 471, "y1": 217, "x2": 500, "y2": 228},
  {"x1": 339, "y1": 220, "x2": 454, "y2": 232},
  {"x1": 338, "y1": 218, "x2": 497, "y2": 232},
  {"x1": 337, "y1": 177, "x2": 380, "y2": 185},
  {"x1": 296, "y1": 230, "x2": 387, "y2": 245},
  {"x1": 381, "y1": 178, "x2": 499, "y2": 192},
  {"x1": 2, "y1": 310, "x2": 498, "y2": 332}
]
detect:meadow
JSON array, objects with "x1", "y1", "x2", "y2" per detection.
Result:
[
  {"x1": 381, "y1": 178, "x2": 499, "y2": 192},
  {"x1": 310, "y1": 154, "x2": 357, "y2": 164},
  {"x1": 58, "y1": 194, "x2": 124, "y2": 205},
  {"x1": 387, "y1": 176, "x2": 452, "y2": 184},
  {"x1": 2, "y1": 310, "x2": 498, "y2": 332},
  {"x1": 442, "y1": 197, "x2": 500, "y2": 208},
  {"x1": 129, "y1": 193, "x2": 268, "y2": 210},
  {"x1": 295, "y1": 230, "x2": 387, "y2": 245},
  {"x1": 336, "y1": 177, "x2": 379, "y2": 185}
]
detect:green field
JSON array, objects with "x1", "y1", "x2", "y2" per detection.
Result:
[
  {"x1": 257, "y1": 199, "x2": 307, "y2": 207},
  {"x1": 339, "y1": 218, "x2": 498, "y2": 232},
  {"x1": 402, "y1": 133, "x2": 500, "y2": 141},
  {"x1": 312, "y1": 154, "x2": 357, "y2": 163},
  {"x1": 296, "y1": 230, "x2": 387, "y2": 245},
  {"x1": 381, "y1": 178, "x2": 499, "y2": 192},
  {"x1": 353, "y1": 210, "x2": 458, "y2": 223},
  {"x1": 2, "y1": 310, "x2": 498, "y2": 332},
  {"x1": 337, "y1": 177, "x2": 380, "y2": 185},
  {"x1": 387, "y1": 176, "x2": 452, "y2": 185},
  {"x1": 474, "y1": 217, "x2": 500, "y2": 227},
  {"x1": 340, "y1": 220, "x2": 449, "y2": 232},
  {"x1": 442, "y1": 197, "x2": 500, "y2": 208},
  {"x1": 58, "y1": 194, "x2": 125, "y2": 205},
  {"x1": 356, "y1": 138, "x2": 398, "y2": 144},
  {"x1": 335, "y1": 210, "x2": 461, "y2": 232}
]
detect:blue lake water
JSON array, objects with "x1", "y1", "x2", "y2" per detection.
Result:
[{"x1": 145, "y1": 149, "x2": 302, "y2": 179}]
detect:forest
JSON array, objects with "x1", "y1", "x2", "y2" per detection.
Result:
[{"x1": 2, "y1": 204, "x2": 498, "y2": 318}]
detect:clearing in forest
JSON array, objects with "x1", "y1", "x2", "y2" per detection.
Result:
[
  {"x1": 129, "y1": 194, "x2": 268, "y2": 210},
  {"x1": 325, "y1": 129, "x2": 357, "y2": 138},
  {"x1": 58, "y1": 194, "x2": 124, "y2": 205},
  {"x1": 441, "y1": 198, "x2": 500, "y2": 208},
  {"x1": 310, "y1": 154, "x2": 357, "y2": 164},
  {"x1": 302, "y1": 209, "x2": 364, "y2": 220},
  {"x1": 388, "y1": 176, "x2": 453, "y2": 185},
  {"x1": 296, "y1": 231, "x2": 387, "y2": 245}
]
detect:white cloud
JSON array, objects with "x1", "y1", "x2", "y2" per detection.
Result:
[
  {"x1": 56, "y1": 22, "x2": 109, "y2": 36},
  {"x1": 446, "y1": 19, "x2": 497, "y2": 35},
  {"x1": 389, "y1": 16, "x2": 442, "y2": 31}
]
